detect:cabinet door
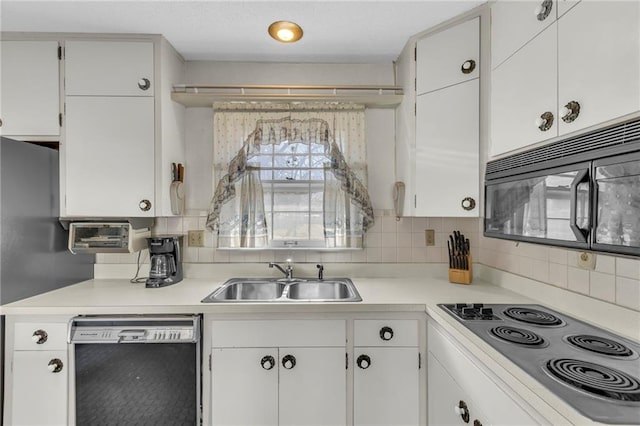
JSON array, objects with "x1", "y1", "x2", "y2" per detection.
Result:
[
  {"x1": 11, "y1": 351, "x2": 67, "y2": 426},
  {"x1": 354, "y1": 347, "x2": 419, "y2": 426},
  {"x1": 416, "y1": 79, "x2": 479, "y2": 216},
  {"x1": 0, "y1": 41, "x2": 60, "y2": 138},
  {"x1": 491, "y1": 0, "x2": 557, "y2": 69},
  {"x1": 416, "y1": 17, "x2": 479, "y2": 94},
  {"x1": 211, "y1": 348, "x2": 278, "y2": 426},
  {"x1": 279, "y1": 347, "x2": 346, "y2": 426},
  {"x1": 65, "y1": 41, "x2": 154, "y2": 96},
  {"x1": 558, "y1": 1, "x2": 640, "y2": 136},
  {"x1": 490, "y1": 23, "x2": 558, "y2": 157},
  {"x1": 64, "y1": 96, "x2": 155, "y2": 217},
  {"x1": 428, "y1": 352, "x2": 487, "y2": 426}
]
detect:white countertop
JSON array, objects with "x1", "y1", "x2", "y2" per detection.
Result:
[{"x1": 2, "y1": 263, "x2": 639, "y2": 425}]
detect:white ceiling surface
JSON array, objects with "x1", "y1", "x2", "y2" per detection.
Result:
[{"x1": 1, "y1": 0, "x2": 484, "y2": 63}]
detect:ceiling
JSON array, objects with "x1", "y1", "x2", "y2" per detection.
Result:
[{"x1": 1, "y1": 0, "x2": 485, "y2": 63}]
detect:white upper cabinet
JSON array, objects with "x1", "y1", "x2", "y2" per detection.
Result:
[
  {"x1": 416, "y1": 79, "x2": 479, "y2": 216},
  {"x1": 557, "y1": 0, "x2": 640, "y2": 137},
  {"x1": 490, "y1": 0, "x2": 640, "y2": 157},
  {"x1": 416, "y1": 18, "x2": 479, "y2": 94},
  {"x1": 65, "y1": 40, "x2": 154, "y2": 96},
  {"x1": 0, "y1": 41, "x2": 60, "y2": 139},
  {"x1": 491, "y1": 23, "x2": 558, "y2": 157},
  {"x1": 491, "y1": 0, "x2": 557, "y2": 69},
  {"x1": 64, "y1": 96, "x2": 155, "y2": 217},
  {"x1": 415, "y1": 16, "x2": 480, "y2": 217}
]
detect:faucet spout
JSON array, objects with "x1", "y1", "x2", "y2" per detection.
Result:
[{"x1": 269, "y1": 260, "x2": 294, "y2": 279}]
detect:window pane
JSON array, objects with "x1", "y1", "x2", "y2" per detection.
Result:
[
  {"x1": 309, "y1": 213, "x2": 324, "y2": 240},
  {"x1": 272, "y1": 213, "x2": 310, "y2": 239},
  {"x1": 273, "y1": 190, "x2": 309, "y2": 212},
  {"x1": 310, "y1": 188, "x2": 324, "y2": 212},
  {"x1": 310, "y1": 143, "x2": 327, "y2": 155},
  {"x1": 273, "y1": 169, "x2": 309, "y2": 181}
]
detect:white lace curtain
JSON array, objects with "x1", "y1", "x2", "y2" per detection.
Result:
[{"x1": 206, "y1": 102, "x2": 373, "y2": 248}]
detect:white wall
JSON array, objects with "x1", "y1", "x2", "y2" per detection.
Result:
[{"x1": 182, "y1": 61, "x2": 397, "y2": 212}]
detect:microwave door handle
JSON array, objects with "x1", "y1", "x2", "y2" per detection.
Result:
[{"x1": 569, "y1": 169, "x2": 590, "y2": 242}]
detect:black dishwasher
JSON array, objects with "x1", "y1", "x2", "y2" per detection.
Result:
[{"x1": 69, "y1": 315, "x2": 201, "y2": 425}]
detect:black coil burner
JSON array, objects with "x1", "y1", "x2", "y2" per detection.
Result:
[
  {"x1": 545, "y1": 358, "x2": 640, "y2": 402},
  {"x1": 566, "y1": 334, "x2": 635, "y2": 358},
  {"x1": 490, "y1": 326, "x2": 547, "y2": 347},
  {"x1": 503, "y1": 307, "x2": 564, "y2": 326}
]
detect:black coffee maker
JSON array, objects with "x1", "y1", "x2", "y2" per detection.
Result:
[{"x1": 146, "y1": 235, "x2": 183, "y2": 288}]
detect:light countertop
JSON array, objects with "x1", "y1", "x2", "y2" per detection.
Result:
[{"x1": 2, "y1": 263, "x2": 638, "y2": 425}]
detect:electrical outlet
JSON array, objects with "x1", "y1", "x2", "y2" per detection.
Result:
[
  {"x1": 425, "y1": 229, "x2": 435, "y2": 246},
  {"x1": 188, "y1": 230, "x2": 205, "y2": 247},
  {"x1": 577, "y1": 252, "x2": 596, "y2": 270}
]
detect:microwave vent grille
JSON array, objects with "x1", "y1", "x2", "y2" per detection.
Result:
[{"x1": 487, "y1": 117, "x2": 640, "y2": 177}]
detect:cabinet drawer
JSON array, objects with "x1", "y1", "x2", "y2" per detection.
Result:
[
  {"x1": 354, "y1": 320, "x2": 418, "y2": 347},
  {"x1": 211, "y1": 320, "x2": 346, "y2": 348},
  {"x1": 14, "y1": 322, "x2": 68, "y2": 350}
]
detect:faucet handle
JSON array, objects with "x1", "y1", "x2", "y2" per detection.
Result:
[{"x1": 316, "y1": 263, "x2": 324, "y2": 280}]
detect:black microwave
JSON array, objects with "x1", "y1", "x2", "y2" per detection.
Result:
[{"x1": 485, "y1": 118, "x2": 640, "y2": 257}]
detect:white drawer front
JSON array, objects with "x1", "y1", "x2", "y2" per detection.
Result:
[
  {"x1": 14, "y1": 322, "x2": 69, "y2": 350},
  {"x1": 211, "y1": 320, "x2": 346, "y2": 348},
  {"x1": 354, "y1": 320, "x2": 418, "y2": 347}
]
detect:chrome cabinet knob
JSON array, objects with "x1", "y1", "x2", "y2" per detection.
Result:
[
  {"x1": 535, "y1": 111, "x2": 554, "y2": 131},
  {"x1": 260, "y1": 355, "x2": 275, "y2": 370},
  {"x1": 32, "y1": 329, "x2": 48, "y2": 344},
  {"x1": 138, "y1": 78, "x2": 151, "y2": 91},
  {"x1": 461, "y1": 197, "x2": 476, "y2": 211},
  {"x1": 47, "y1": 358, "x2": 64, "y2": 373},
  {"x1": 379, "y1": 326, "x2": 394, "y2": 341},
  {"x1": 356, "y1": 354, "x2": 371, "y2": 369},
  {"x1": 535, "y1": 0, "x2": 553, "y2": 21},
  {"x1": 560, "y1": 101, "x2": 581, "y2": 123},
  {"x1": 282, "y1": 354, "x2": 296, "y2": 370},
  {"x1": 454, "y1": 400, "x2": 470, "y2": 423},
  {"x1": 139, "y1": 199, "x2": 152, "y2": 211},
  {"x1": 461, "y1": 59, "x2": 476, "y2": 74}
]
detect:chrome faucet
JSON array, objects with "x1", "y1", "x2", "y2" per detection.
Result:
[
  {"x1": 269, "y1": 260, "x2": 294, "y2": 279},
  {"x1": 316, "y1": 263, "x2": 324, "y2": 280}
]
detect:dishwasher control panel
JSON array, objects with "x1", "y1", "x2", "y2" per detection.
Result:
[{"x1": 69, "y1": 315, "x2": 199, "y2": 343}]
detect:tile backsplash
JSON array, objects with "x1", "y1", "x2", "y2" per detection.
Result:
[
  {"x1": 96, "y1": 212, "x2": 640, "y2": 312},
  {"x1": 96, "y1": 210, "x2": 481, "y2": 265}
]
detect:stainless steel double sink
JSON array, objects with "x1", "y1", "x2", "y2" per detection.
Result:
[{"x1": 201, "y1": 277, "x2": 362, "y2": 303}]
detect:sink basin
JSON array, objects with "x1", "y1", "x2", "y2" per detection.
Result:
[
  {"x1": 287, "y1": 281, "x2": 354, "y2": 300},
  {"x1": 202, "y1": 278, "x2": 361, "y2": 303}
]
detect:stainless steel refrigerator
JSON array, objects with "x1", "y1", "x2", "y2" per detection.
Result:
[{"x1": 0, "y1": 137, "x2": 94, "y2": 420}]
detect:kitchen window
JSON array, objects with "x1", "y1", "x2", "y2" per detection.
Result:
[{"x1": 206, "y1": 104, "x2": 373, "y2": 249}]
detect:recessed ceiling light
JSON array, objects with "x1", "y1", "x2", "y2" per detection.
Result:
[{"x1": 268, "y1": 21, "x2": 303, "y2": 43}]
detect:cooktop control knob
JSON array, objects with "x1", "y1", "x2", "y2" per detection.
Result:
[
  {"x1": 455, "y1": 303, "x2": 468, "y2": 310},
  {"x1": 472, "y1": 303, "x2": 484, "y2": 309},
  {"x1": 480, "y1": 307, "x2": 494, "y2": 317},
  {"x1": 462, "y1": 307, "x2": 477, "y2": 317}
]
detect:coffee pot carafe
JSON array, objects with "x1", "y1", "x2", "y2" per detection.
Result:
[{"x1": 146, "y1": 235, "x2": 183, "y2": 288}]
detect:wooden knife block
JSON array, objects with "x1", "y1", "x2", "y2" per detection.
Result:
[{"x1": 448, "y1": 254, "x2": 472, "y2": 285}]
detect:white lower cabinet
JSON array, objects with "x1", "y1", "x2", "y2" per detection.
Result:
[
  {"x1": 353, "y1": 319, "x2": 420, "y2": 426},
  {"x1": 211, "y1": 347, "x2": 346, "y2": 426},
  {"x1": 428, "y1": 353, "x2": 487, "y2": 426},
  {"x1": 428, "y1": 322, "x2": 542, "y2": 426},
  {"x1": 11, "y1": 351, "x2": 68, "y2": 426},
  {"x1": 209, "y1": 319, "x2": 346, "y2": 426},
  {"x1": 4, "y1": 317, "x2": 71, "y2": 426},
  {"x1": 206, "y1": 315, "x2": 425, "y2": 426},
  {"x1": 354, "y1": 347, "x2": 419, "y2": 426}
]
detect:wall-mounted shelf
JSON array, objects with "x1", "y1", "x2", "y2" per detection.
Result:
[{"x1": 171, "y1": 84, "x2": 403, "y2": 108}]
